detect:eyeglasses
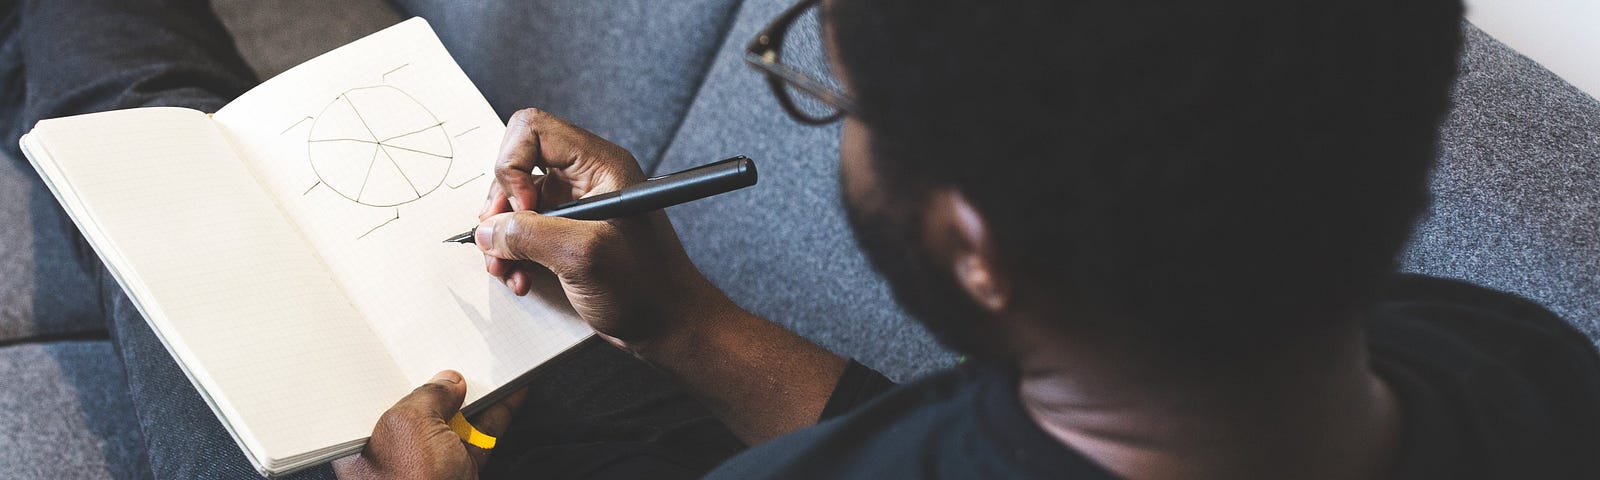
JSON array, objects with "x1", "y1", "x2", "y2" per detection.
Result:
[{"x1": 744, "y1": 0, "x2": 856, "y2": 125}]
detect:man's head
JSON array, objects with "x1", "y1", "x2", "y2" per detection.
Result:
[{"x1": 824, "y1": 0, "x2": 1465, "y2": 358}]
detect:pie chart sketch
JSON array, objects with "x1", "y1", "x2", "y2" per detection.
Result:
[{"x1": 306, "y1": 85, "x2": 455, "y2": 207}]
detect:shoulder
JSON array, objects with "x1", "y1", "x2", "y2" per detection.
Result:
[
  {"x1": 1370, "y1": 274, "x2": 1598, "y2": 366},
  {"x1": 1370, "y1": 274, "x2": 1600, "y2": 475},
  {"x1": 704, "y1": 366, "x2": 984, "y2": 480}
]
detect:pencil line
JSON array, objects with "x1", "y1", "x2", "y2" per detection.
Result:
[
  {"x1": 345, "y1": 95, "x2": 382, "y2": 141},
  {"x1": 280, "y1": 116, "x2": 313, "y2": 135},
  {"x1": 302, "y1": 181, "x2": 321, "y2": 196},
  {"x1": 358, "y1": 210, "x2": 401, "y2": 240},
  {"x1": 447, "y1": 173, "x2": 485, "y2": 189},
  {"x1": 309, "y1": 138, "x2": 380, "y2": 144},
  {"x1": 452, "y1": 126, "x2": 481, "y2": 138},
  {"x1": 380, "y1": 146, "x2": 424, "y2": 197},
  {"x1": 382, "y1": 63, "x2": 410, "y2": 82},
  {"x1": 380, "y1": 121, "x2": 446, "y2": 142},
  {"x1": 357, "y1": 145, "x2": 380, "y2": 201},
  {"x1": 378, "y1": 142, "x2": 452, "y2": 159}
]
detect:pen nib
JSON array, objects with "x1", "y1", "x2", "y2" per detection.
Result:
[{"x1": 443, "y1": 230, "x2": 476, "y2": 244}]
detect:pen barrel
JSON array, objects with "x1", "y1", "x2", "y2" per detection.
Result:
[{"x1": 540, "y1": 156, "x2": 757, "y2": 220}]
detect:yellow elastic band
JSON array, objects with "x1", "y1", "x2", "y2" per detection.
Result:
[{"x1": 448, "y1": 412, "x2": 497, "y2": 450}]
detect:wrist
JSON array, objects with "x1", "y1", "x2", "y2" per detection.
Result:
[{"x1": 622, "y1": 279, "x2": 749, "y2": 366}]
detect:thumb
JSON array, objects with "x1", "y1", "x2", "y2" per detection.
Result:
[
  {"x1": 475, "y1": 211, "x2": 605, "y2": 274},
  {"x1": 394, "y1": 370, "x2": 467, "y2": 422}
]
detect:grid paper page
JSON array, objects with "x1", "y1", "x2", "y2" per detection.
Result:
[
  {"x1": 214, "y1": 18, "x2": 592, "y2": 407},
  {"x1": 28, "y1": 108, "x2": 409, "y2": 463}
]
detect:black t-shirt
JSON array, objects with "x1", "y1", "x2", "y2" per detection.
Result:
[{"x1": 706, "y1": 275, "x2": 1600, "y2": 479}]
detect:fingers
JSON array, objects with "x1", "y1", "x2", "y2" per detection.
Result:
[
  {"x1": 484, "y1": 255, "x2": 536, "y2": 296},
  {"x1": 510, "y1": 269, "x2": 533, "y2": 296},
  {"x1": 471, "y1": 387, "x2": 527, "y2": 437},
  {"x1": 463, "y1": 388, "x2": 529, "y2": 469},
  {"x1": 516, "y1": 262, "x2": 578, "y2": 317},
  {"x1": 344, "y1": 371, "x2": 475, "y2": 480},
  {"x1": 485, "y1": 254, "x2": 510, "y2": 278},
  {"x1": 500, "y1": 108, "x2": 585, "y2": 169},
  {"x1": 481, "y1": 171, "x2": 545, "y2": 219},
  {"x1": 495, "y1": 111, "x2": 543, "y2": 212},
  {"x1": 493, "y1": 108, "x2": 645, "y2": 214},
  {"x1": 390, "y1": 370, "x2": 468, "y2": 422},
  {"x1": 476, "y1": 211, "x2": 610, "y2": 277},
  {"x1": 479, "y1": 181, "x2": 511, "y2": 220},
  {"x1": 484, "y1": 108, "x2": 651, "y2": 299},
  {"x1": 496, "y1": 108, "x2": 585, "y2": 212},
  {"x1": 331, "y1": 454, "x2": 366, "y2": 478}
]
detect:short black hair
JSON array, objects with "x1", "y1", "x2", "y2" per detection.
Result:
[{"x1": 830, "y1": 0, "x2": 1464, "y2": 346}]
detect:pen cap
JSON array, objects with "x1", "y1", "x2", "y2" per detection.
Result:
[{"x1": 626, "y1": 156, "x2": 757, "y2": 208}]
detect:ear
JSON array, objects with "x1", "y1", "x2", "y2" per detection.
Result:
[{"x1": 922, "y1": 189, "x2": 1010, "y2": 313}]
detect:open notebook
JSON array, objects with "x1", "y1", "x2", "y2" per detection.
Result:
[{"x1": 19, "y1": 18, "x2": 592, "y2": 476}]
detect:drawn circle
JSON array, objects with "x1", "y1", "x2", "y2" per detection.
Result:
[{"x1": 306, "y1": 85, "x2": 455, "y2": 207}]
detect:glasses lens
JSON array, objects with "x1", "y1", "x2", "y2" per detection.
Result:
[{"x1": 777, "y1": 6, "x2": 846, "y2": 120}]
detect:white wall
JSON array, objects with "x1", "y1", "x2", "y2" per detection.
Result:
[{"x1": 1465, "y1": 0, "x2": 1600, "y2": 100}]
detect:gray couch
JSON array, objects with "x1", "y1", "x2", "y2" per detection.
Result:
[{"x1": 1, "y1": 0, "x2": 1596, "y2": 478}]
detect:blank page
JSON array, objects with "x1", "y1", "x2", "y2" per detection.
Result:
[
  {"x1": 25, "y1": 108, "x2": 409, "y2": 465},
  {"x1": 214, "y1": 18, "x2": 591, "y2": 409}
]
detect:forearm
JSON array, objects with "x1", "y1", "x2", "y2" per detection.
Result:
[
  {"x1": 635, "y1": 284, "x2": 848, "y2": 445},
  {"x1": 476, "y1": 110, "x2": 851, "y2": 445},
  {"x1": 16, "y1": 0, "x2": 256, "y2": 125}
]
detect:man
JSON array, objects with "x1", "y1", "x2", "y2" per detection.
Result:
[
  {"x1": 337, "y1": 0, "x2": 1600, "y2": 478},
  {"x1": 4, "y1": 0, "x2": 1597, "y2": 478}
]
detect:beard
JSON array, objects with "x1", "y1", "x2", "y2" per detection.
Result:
[{"x1": 841, "y1": 177, "x2": 998, "y2": 358}]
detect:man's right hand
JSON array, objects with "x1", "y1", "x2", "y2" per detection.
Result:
[
  {"x1": 475, "y1": 109, "x2": 733, "y2": 354},
  {"x1": 477, "y1": 109, "x2": 846, "y2": 445}
]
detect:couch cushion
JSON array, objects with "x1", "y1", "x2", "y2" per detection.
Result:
[
  {"x1": 652, "y1": 0, "x2": 957, "y2": 382},
  {"x1": 389, "y1": 0, "x2": 743, "y2": 172},
  {"x1": 1401, "y1": 25, "x2": 1600, "y2": 336},
  {"x1": 212, "y1": 0, "x2": 403, "y2": 81},
  {"x1": 0, "y1": 340, "x2": 149, "y2": 480}
]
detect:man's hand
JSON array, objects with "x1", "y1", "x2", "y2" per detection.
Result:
[
  {"x1": 475, "y1": 108, "x2": 734, "y2": 353},
  {"x1": 334, "y1": 371, "x2": 524, "y2": 480},
  {"x1": 476, "y1": 108, "x2": 846, "y2": 445}
]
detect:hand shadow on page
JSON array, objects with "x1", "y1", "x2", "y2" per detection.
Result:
[{"x1": 446, "y1": 263, "x2": 582, "y2": 411}]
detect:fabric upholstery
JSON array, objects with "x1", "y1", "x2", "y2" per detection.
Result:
[
  {"x1": 653, "y1": 0, "x2": 959, "y2": 382},
  {"x1": 1401, "y1": 25, "x2": 1600, "y2": 334},
  {"x1": 211, "y1": 0, "x2": 403, "y2": 81},
  {"x1": 387, "y1": 0, "x2": 743, "y2": 172}
]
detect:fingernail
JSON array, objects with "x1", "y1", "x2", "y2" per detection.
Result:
[
  {"x1": 475, "y1": 219, "x2": 494, "y2": 249},
  {"x1": 507, "y1": 196, "x2": 521, "y2": 212},
  {"x1": 431, "y1": 370, "x2": 462, "y2": 384}
]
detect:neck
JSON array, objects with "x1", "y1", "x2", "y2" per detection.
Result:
[{"x1": 1014, "y1": 318, "x2": 1402, "y2": 480}]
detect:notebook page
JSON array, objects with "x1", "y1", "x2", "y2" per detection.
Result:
[
  {"x1": 24, "y1": 108, "x2": 409, "y2": 464},
  {"x1": 213, "y1": 18, "x2": 591, "y2": 408}
]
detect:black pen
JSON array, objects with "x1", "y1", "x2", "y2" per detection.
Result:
[{"x1": 444, "y1": 156, "x2": 758, "y2": 244}]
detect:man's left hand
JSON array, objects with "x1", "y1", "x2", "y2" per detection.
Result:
[{"x1": 334, "y1": 370, "x2": 525, "y2": 480}]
